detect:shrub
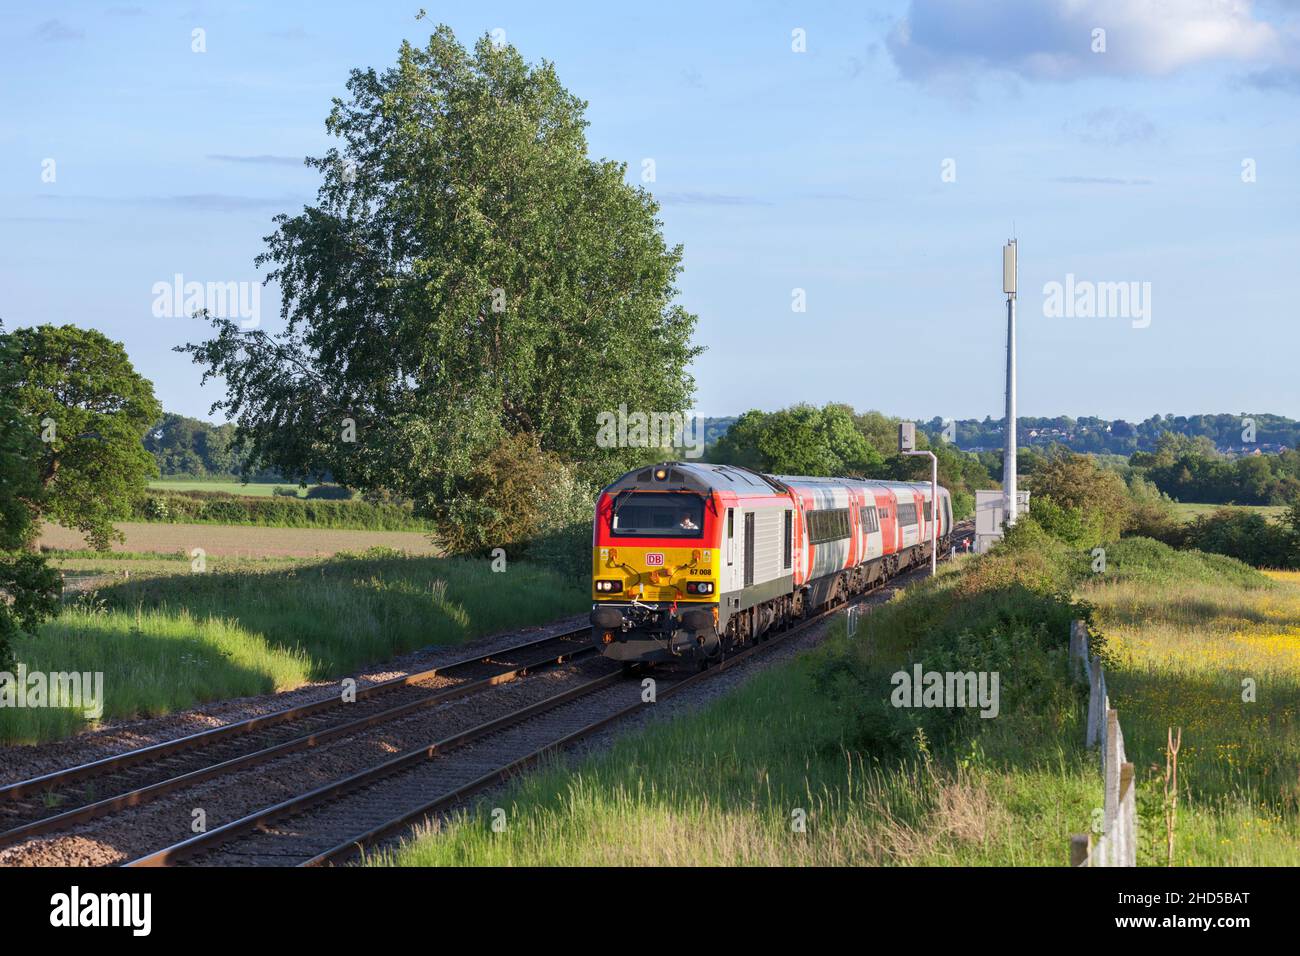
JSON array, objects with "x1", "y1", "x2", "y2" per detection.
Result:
[
  {"x1": 1026, "y1": 450, "x2": 1130, "y2": 545},
  {"x1": 305, "y1": 484, "x2": 353, "y2": 500},
  {"x1": 1123, "y1": 475, "x2": 1181, "y2": 543},
  {"x1": 1180, "y1": 509, "x2": 1294, "y2": 569},
  {"x1": 814, "y1": 518, "x2": 1086, "y2": 757},
  {"x1": 272, "y1": 486, "x2": 300, "y2": 497}
]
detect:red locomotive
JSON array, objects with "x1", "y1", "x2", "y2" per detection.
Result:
[{"x1": 590, "y1": 461, "x2": 952, "y2": 665}]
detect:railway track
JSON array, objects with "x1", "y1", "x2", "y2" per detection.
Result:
[
  {"x1": 2, "y1": 530, "x2": 975, "y2": 868},
  {"x1": 0, "y1": 627, "x2": 591, "y2": 851},
  {"x1": 129, "y1": 549, "x2": 966, "y2": 868}
]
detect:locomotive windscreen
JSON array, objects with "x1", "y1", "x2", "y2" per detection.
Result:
[{"x1": 611, "y1": 492, "x2": 705, "y2": 538}]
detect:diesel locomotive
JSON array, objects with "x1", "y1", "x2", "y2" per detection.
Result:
[{"x1": 589, "y1": 461, "x2": 952, "y2": 665}]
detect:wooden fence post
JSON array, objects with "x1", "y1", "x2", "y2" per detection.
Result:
[
  {"x1": 1103, "y1": 709, "x2": 1120, "y2": 866},
  {"x1": 1086, "y1": 661, "x2": 1103, "y2": 748},
  {"x1": 1069, "y1": 620, "x2": 1088, "y2": 682},
  {"x1": 1119, "y1": 762, "x2": 1137, "y2": 867},
  {"x1": 1070, "y1": 832, "x2": 1092, "y2": 868},
  {"x1": 1072, "y1": 621, "x2": 1139, "y2": 867}
]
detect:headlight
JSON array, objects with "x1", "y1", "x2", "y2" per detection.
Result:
[
  {"x1": 686, "y1": 581, "x2": 714, "y2": 595},
  {"x1": 595, "y1": 579, "x2": 623, "y2": 593}
]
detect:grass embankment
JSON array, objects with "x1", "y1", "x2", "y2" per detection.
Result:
[
  {"x1": 373, "y1": 533, "x2": 1299, "y2": 866},
  {"x1": 1081, "y1": 542, "x2": 1300, "y2": 865},
  {"x1": 1, "y1": 550, "x2": 588, "y2": 745}
]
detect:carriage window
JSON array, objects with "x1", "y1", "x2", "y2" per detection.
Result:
[
  {"x1": 897, "y1": 503, "x2": 918, "y2": 527},
  {"x1": 611, "y1": 492, "x2": 705, "y2": 537},
  {"x1": 859, "y1": 506, "x2": 879, "y2": 533},
  {"x1": 924, "y1": 501, "x2": 932, "y2": 522},
  {"x1": 806, "y1": 508, "x2": 851, "y2": 545}
]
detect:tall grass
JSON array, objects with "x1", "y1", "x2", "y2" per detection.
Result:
[
  {"x1": 1, "y1": 552, "x2": 588, "y2": 744},
  {"x1": 373, "y1": 534, "x2": 1299, "y2": 867},
  {"x1": 1080, "y1": 544, "x2": 1300, "y2": 865},
  {"x1": 370, "y1": 616, "x2": 1099, "y2": 867}
]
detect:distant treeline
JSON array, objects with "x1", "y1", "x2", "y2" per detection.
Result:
[
  {"x1": 1128, "y1": 433, "x2": 1300, "y2": 506},
  {"x1": 146, "y1": 413, "x2": 284, "y2": 481},
  {"x1": 918, "y1": 413, "x2": 1298, "y2": 456}
]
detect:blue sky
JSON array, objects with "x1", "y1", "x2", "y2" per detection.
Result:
[{"x1": 2, "y1": 0, "x2": 1298, "y2": 424}]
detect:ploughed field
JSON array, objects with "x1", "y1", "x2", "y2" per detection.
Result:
[{"x1": 38, "y1": 522, "x2": 439, "y2": 559}]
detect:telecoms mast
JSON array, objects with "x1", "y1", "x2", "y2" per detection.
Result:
[{"x1": 1002, "y1": 238, "x2": 1018, "y2": 526}]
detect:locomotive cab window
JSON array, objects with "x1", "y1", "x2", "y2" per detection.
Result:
[{"x1": 611, "y1": 492, "x2": 705, "y2": 538}]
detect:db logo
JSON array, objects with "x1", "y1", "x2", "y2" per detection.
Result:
[{"x1": 644, "y1": 553, "x2": 665, "y2": 566}]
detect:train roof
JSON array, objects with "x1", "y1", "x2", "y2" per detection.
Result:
[
  {"x1": 602, "y1": 462, "x2": 944, "y2": 498},
  {"x1": 601, "y1": 461, "x2": 784, "y2": 496}
]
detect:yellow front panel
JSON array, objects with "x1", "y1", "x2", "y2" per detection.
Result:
[{"x1": 592, "y1": 546, "x2": 718, "y2": 602}]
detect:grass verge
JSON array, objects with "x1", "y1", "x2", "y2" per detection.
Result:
[{"x1": 1, "y1": 550, "x2": 587, "y2": 745}]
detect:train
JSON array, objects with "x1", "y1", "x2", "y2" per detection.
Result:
[{"x1": 589, "y1": 461, "x2": 953, "y2": 666}]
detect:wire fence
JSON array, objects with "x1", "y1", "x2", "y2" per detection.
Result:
[{"x1": 1068, "y1": 619, "x2": 1137, "y2": 867}]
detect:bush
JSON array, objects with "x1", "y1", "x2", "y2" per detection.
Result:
[
  {"x1": 435, "y1": 433, "x2": 595, "y2": 575},
  {"x1": 305, "y1": 484, "x2": 353, "y2": 500},
  {"x1": 814, "y1": 518, "x2": 1086, "y2": 757},
  {"x1": 272, "y1": 486, "x2": 299, "y2": 497},
  {"x1": 1026, "y1": 450, "x2": 1130, "y2": 545},
  {"x1": 1180, "y1": 508, "x2": 1295, "y2": 569}
]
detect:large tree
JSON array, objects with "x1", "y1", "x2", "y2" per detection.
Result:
[
  {"x1": 713, "y1": 404, "x2": 882, "y2": 476},
  {"x1": 0, "y1": 323, "x2": 61, "y2": 667},
  {"x1": 182, "y1": 26, "x2": 701, "y2": 510},
  {"x1": 0, "y1": 324, "x2": 161, "y2": 550}
]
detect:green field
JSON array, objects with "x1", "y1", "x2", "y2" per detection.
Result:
[
  {"x1": 372, "y1": 535, "x2": 1299, "y2": 867},
  {"x1": 2, "y1": 550, "x2": 587, "y2": 745},
  {"x1": 1170, "y1": 501, "x2": 1286, "y2": 523},
  {"x1": 148, "y1": 479, "x2": 312, "y2": 498}
]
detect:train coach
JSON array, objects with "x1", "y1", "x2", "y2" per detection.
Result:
[{"x1": 589, "y1": 461, "x2": 952, "y2": 666}]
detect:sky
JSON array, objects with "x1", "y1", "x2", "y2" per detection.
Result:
[{"x1": 2, "y1": 0, "x2": 1298, "y2": 425}]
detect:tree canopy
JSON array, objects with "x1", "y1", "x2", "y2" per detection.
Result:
[
  {"x1": 181, "y1": 26, "x2": 701, "y2": 512},
  {"x1": 0, "y1": 324, "x2": 161, "y2": 550},
  {"x1": 0, "y1": 323, "x2": 61, "y2": 666},
  {"x1": 709, "y1": 403, "x2": 994, "y2": 518},
  {"x1": 712, "y1": 404, "x2": 881, "y2": 476}
]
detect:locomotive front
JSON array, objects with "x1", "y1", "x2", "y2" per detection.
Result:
[{"x1": 590, "y1": 463, "x2": 722, "y2": 663}]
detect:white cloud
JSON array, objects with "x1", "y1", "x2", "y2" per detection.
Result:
[{"x1": 888, "y1": 0, "x2": 1288, "y2": 82}]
